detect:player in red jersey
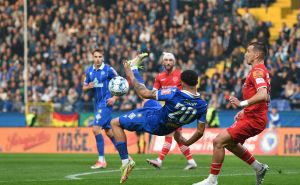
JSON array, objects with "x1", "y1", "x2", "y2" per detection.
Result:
[
  {"x1": 193, "y1": 42, "x2": 270, "y2": 185},
  {"x1": 146, "y1": 52, "x2": 197, "y2": 170}
]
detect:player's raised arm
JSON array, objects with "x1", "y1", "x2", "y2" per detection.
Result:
[
  {"x1": 123, "y1": 60, "x2": 157, "y2": 99},
  {"x1": 174, "y1": 122, "x2": 206, "y2": 146}
]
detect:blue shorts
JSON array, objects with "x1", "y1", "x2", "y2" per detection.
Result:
[
  {"x1": 93, "y1": 106, "x2": 112, "y2": 129},
  {"x1": 119, "y1": 100, "x2": 174, "y2": 135}
]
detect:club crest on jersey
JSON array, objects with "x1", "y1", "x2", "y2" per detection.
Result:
[
  {"x1": 172, "y1": 77, "x2": 179, "y2": 82},
  {"x1": 128, "y1": 113, "x2": 136, "y2": 120},
  {"x1": 101, "y1": 71, "x2": 105, "y2": 75},
  {"x1": 161, "y1": 89, "x2": 171, "y2": 95},
  {"x1": 95, "y1": 114, "x2": 101, "y2": 120},
  {"x1": 253, "y1": 70, "x2": 263, "y2": 78}
]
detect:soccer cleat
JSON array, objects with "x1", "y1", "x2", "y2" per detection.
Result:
[
  {"x1": 192, "y1": 178, "x2": 218, "y2": 185},
  {"x1": 120, "y1": 159, "x2": 136, "y2": 183},
  {"x1": 91, "y1": 161, "x2": 107, "y2": 169},
  {"x1": 184, "y1": 160, "x2": 197, "y2": 170},
  {"x1": 256, "y1": 163, "x2": 269, "y2": 185},
  {"x1": 127, "y1": 53, "x2": 148, "y2": 68},
  {"x1": 146, "y1": 159, "x2": 162, "y2": 169}
]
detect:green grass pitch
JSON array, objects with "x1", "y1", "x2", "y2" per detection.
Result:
[{"x1": 0, "y1": 154, "x2": 299, "y2": 185}]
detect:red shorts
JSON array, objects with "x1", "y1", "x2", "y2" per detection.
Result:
[{"x1": 227, "y1": 116, "x2": 266, "y2": 144}]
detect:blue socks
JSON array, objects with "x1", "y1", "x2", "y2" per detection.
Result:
[
  {"x1": 116, "y1": 141, "x2": 128, "y2": 160},
  {"x1": 95, "y1": 134, "x2": 104, "y2": 156}
]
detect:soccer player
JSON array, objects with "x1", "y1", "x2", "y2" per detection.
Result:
[
  {"x1": 146, "y1": 52, "x2": 197, "y2": 170},
  {"x1": 193, "y1": 42, "x2": 270, "y2": 185},
  {"x1": 111, "y1": 55, "x2": 208, "y2": 183},
  {"x1": 83, "y1": 48, "x2": 118, "y2": 169}
]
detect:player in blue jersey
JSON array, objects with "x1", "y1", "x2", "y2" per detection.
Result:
[
  {"x1": 83, "y1": 48, "x2": 118, "y2": 169},
  {"x1": 110, "y1": 55, "x2": 208, "y2": 183}
]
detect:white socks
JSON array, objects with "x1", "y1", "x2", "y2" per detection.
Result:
[
  {"x1": 251, "y1": 160, "x2": 263, "y2": 171},
  {"x1": 98, "y1": 156, "x2": 105, "y2": 162},
  {"x1": 122, "y1": 159, "x2": 129, "y2": 166},
  {"x1": 208, "y1": 174, "x2": 218, "y2": 182},
  {"x1": 188, "y1": 159, "x2": 196, "y2": 165}
]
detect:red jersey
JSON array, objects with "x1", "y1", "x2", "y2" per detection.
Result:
[
  {"x1": 242, "y1": 63, "x2": 270, "y2": 118},
  {"x1": 154, "y1": 69, "x2": 182, "y2": 90}
]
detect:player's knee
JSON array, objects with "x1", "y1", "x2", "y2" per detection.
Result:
[
  {"x1": 213, "y1": 136, "x2": 224, "y2": 148},
  {"x1": 92, "y1": 126, "x2": 101, "y2": 135},
  {"x1": 110, "y1": 118, "x2": 120, "y2": 127},
  {"x1": 105, "y1": 128, "x2": 113, "y2": 138}
]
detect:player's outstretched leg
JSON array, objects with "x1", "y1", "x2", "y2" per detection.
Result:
[
  {"x1": 127, "y1": 53, "x2": 148, "y2": 69},
  {"x1": 120, "y1": 159, "x2": 136, "y2": 183},
  {"x1": 111, "y1": 118, "x2": 136, "y2": 183}
]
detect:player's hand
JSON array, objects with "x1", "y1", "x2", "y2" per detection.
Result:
[
  {"x1": 106, "y1": 97, "x2": 116, "y2": 106},
  {"x1": 229, "y1": 96, "x2": 241, "y2": 107},
  {"x1": 88, "y1": 82, "x2": 95, "y2": 89}
]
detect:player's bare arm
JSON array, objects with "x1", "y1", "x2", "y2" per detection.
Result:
[
  {"x1": 82, "y1": 82, "x2": 94, "y2": 92},
  {"x1": 229, "y1": 87, "x2": 268, "y2": 107},
  {"x1": 174, "y1": 122, "x2": 205, "y2": 146},
  {"x1": 123, "y1": 60, "x2": 157, "y2": 99},
  {"x1": 106, "y1": 96, "x2": 118, "y2": 106}
]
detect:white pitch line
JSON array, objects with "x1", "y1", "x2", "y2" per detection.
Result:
[
  {"x1": 65, "y1": 169, "x2": 300, "y2": 180},
  {"x1": 65, "y1": 167, "x2": 151, "y2": 180}
]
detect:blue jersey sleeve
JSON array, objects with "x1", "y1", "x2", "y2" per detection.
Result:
[
  {"x1": 198, "y1": 110, "x2": 207, "y2": 124},
  {"x1": 84, "y1": 68, "x2": 91, "y2": 85},
  {"x1": 108, "y1": 66, "x2": 118, "y2": 79},
  {"x1": 156, "y1": 88, "x2": 177, "y2": 101}
]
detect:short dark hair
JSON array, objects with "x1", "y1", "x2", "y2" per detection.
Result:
[
  {"x1": 181, "y1": 70, "x2": 198, "y2": 86},
  {"x1": 92, "y1": 48, "x2": 104, "y2": 55},
  {"x1": 248, "y1": 41, "x2": 268, "y2": 59}
]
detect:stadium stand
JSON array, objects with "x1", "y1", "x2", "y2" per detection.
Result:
[{"x1": 0, "y1": 0, "x2": 299, "y2": 115}]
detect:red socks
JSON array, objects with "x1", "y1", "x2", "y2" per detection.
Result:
[
  {"x1": 210, "y1": 163, "x2": 223, "y2": 175},
  {"x1": 159, "y1": 136, "x2": 173, "y2": 160}
]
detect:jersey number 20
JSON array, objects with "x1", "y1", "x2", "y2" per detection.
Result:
[{"x1": 168, "y1": 103, "x2": 197, "y2": 124}]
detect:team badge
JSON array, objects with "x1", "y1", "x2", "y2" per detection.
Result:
[
  {"x1": 101, "y1": 71, "x2": 105, "y2": 75},
  {"x1": 128, "y1": 113, "x2": 136, "y2": 120},
  {"x1": 95, "y1": 114, "x2": 101, "y2": 120},
  {"x1": 253, "y1": 70, "x2": 264, "y2": 78}
]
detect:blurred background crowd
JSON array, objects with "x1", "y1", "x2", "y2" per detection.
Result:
[{"x1": 0, "y1": 0, "x2": 300, "y2": 113}]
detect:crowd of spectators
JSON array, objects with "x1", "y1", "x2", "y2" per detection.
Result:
[{"x1": 0, "y1": 0, "x2": 299, "y2": 113}]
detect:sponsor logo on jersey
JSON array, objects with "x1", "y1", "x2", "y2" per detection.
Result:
[
  {"x1": 161, "y1": 89, "x2": 171, "y2": 95},
  {"x1": 255, "y1": 78, "x2": 265, "y2": 84}
]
